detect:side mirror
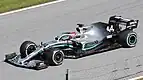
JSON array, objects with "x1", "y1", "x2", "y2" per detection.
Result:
[{"x1": 55, "y1": 36, "x2": 59, "y2": 40}]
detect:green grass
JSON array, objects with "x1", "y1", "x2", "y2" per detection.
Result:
[{"x1": 0, "y1": 0, "x2": 55, "y2": 13}]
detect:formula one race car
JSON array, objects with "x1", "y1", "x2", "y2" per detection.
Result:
[{"x1": 4, "y1": 15, "x2": 139, "y2": 70}]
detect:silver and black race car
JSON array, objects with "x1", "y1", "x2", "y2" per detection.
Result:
[{"x1": 4, "y1": 15, "x2": 139, "y2": 70}]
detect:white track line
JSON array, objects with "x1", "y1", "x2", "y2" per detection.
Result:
[
  {"x1": 0, "y1": 0, "x2": 65, "y2": 16},
  {"x1": 129, "y1": 76, "x2": 143, "y2": 80}
]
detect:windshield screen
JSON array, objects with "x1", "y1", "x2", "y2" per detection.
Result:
[{"x1": 59, "y1": 35, "x2": 71, "y2": 41}]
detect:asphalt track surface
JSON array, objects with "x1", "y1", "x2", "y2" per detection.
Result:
[{"x1": 0, "y1": 0, "x2": 143, "y2": 80}]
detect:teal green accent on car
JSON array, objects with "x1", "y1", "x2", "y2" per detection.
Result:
[
  {"x1": 52, "y1": 43, "x2": 73, "y2": 48},
  {"x1": 52, "y1": 44, "x2": 66, "y2": 47},
  {"x1": 68, "y1": 45, "x2": 73, "y2": 47},
  {"x1": 83, "y1": 41, "x2": 103, "y2": 50}
]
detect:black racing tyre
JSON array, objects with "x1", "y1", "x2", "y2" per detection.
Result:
[
  {"x1": 20, "y1": 41, "x2": 37, "y2": 58},
  {"x1": 118, "y1": 30, "x2": 137, "y2": 48},
  {"x1": 43, "y1": 49, "x2": 64, "y2": 66}
]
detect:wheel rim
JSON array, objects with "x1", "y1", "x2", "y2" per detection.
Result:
[
  {"x1": 26, "y1": 44, "x2": 36, "y2": 55},
  {"x1": 54, "y1": 51, "x2": 63, "y2": 63},
  {"x1": 128, "y1": 34, "x2": 137, "y2": 45}
]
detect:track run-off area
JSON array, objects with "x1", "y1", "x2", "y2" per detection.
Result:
[{"x1": 0, "y1": 0, "x2": 143, "y2": 80}]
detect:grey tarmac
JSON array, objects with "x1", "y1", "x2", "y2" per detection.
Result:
[{"x1": 0, "y1": 0, "x2": 143, "y2": 80}]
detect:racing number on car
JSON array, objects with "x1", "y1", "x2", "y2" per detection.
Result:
[{"x1": 106, "y1": 25, "x2": 114, "y2": 32}]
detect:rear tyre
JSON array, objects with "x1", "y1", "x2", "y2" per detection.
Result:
[
  {"x1": 20, "y1": 41, "x2": 37, "y2": 58},
  {"x1": 118, "y1": 30, "x2": 137, "y2": 48},
  {"x1": 43, "y1": 49, "x2": 64, "y2": 66}
]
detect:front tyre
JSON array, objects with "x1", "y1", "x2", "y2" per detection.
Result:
[
  {"x1": 20, "y1": 41, "x2": 37, "y2": 58},
  {"x1": 118, "y1": 30, "x2": 137, "y2": 48},
  {"x1": 43, "y1": 49, "x2": 64, "y2": 66}
]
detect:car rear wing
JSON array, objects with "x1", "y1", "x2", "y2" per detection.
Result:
[{"x1": 108, "y1": 15, "x2": 139, "y2": 29}]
